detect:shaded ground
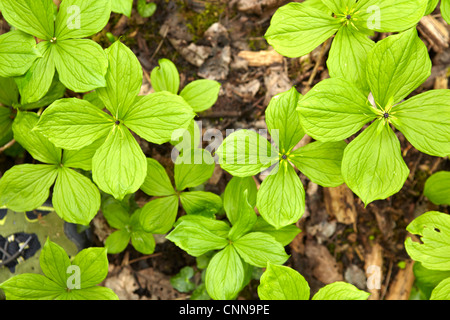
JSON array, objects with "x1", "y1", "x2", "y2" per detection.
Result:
[{"x1": 0, "y1": 0, "x2": 449, "y2": 300}]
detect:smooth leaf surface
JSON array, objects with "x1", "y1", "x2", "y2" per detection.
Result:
[
  {"x1": 150, "y1": 58, "x2": 180, "y2": 94},
  {"x1": 431, "y1": 277, "x2": 450, "y2": 300},
  {"x1": 223, "y1": 176, "x2": 257, "y2": 226},
  {"x1": 180, "y1": 79, "x2": 221, "y2": 112},
  {"x1": 0, "y1": 31, "x2": 39, "y2": 78},
  {"x1": 92, "y1": 126, "x2": 147, "y2": 200},
  {"x1": 264, "y1": 2, "x2": 341, "y2": 58},
  {"x1": 111, "y1": 0, "x2": 133, "y2": 17},
  {"x1": 174, "y1": 148, "x2": 215, "y2": 191},
  {"x1": 341, "y1": 121, "x2": 409, "y2": 205},
  {"x1": 258, "y1": 263, "x2": 310, "y2": 300},
  {"x1": 39, "y1": 240, "x2": 71, "y2": 288},
  {"x1": 105, "y1": 229, "x2": 130, "y2": 254},
  {"x1": 423, "y1": 171, "x2": 450, "y2": 206},
  {"x1": 61, "y1": 137, "x2": 105, "y2": 171},
  {"x1": 312, "y1": 282, "x2": 370, "y2": 300},
  {"x1": 140, "y1": 158, "x2": 175, "y2": 197},
  {"x1": 140, "y1": 195, "x2": 179, "y2": 234},
  {"x1": 297, "y1": 77, "x2": 376, "y2": 142},
  {"x1": 251, "y1": 217, "x2": 301, "y2": 246},
  {"x1": 179, "y1": 191, "x2": 223, "y2": 217},
  {"x1": 228, "y1": 191, "x2": 257, "y2": 241},
  {"x1": 0, "y1": 274, "x2": 65, "y2": 300},
  {"x1": 71, "y1": 247, "x2": 109, "y2": 289}
]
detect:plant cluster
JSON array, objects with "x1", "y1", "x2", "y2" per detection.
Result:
[{"x1": 0, "y1": 0, "x2": 449, "y2": 301}]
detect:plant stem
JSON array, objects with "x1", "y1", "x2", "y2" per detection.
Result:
[{"x1": 0, "y1": 139, "x2": 16, "y2": 153}]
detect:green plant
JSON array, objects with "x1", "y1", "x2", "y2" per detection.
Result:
[
  {"x1": 34, "y1": 40, "x2": 195, "y2": 201},
  {"x1": 297, "y1": 28, "x2": 450, "y2": 205},
  {"x1": 216, "y1": 86, "x2": 347, "y2": 229},
  {"x1": 426, "y1": 0, "x2": 450, "y2": 23},
  {"x1": 0, "y1": 111, "x2": 101, "y2": 225},
  {"x1": 0, "y1": 76, "x2": 65, "y2": 143},
  {"x1": 137, "y1": 0, "x2": 157, "y2": 18},
  {"x1": 0, "y1": 239, "x2": 117, "y2": 300},
  {"x1": 258, "y1": 262, "x2": 370, "y2": 300},
  {"x1": 0, "y1": 0, "x2": 111, "y2": 103},
  {"x1": 102, "y1": 194, "x2": 156, "y2": 255},
  {"x1": 138, "y1": 149, "x2": 222, "y2": 234},
  {"x1": 265, "y1": 0, "x2": 428, "y2": 92},
  {"x1": 423, "y1": 171, "x2": 450, "y2": 206},
  {"x1": 167, "y1": 179, "x2": 300, "y2": 300},
  {"x1": 405, "y1": 211, "x2": 450, "y2": 299}
]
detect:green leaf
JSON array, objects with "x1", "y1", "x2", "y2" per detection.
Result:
[
  {"x1": 150, "y1": 58, "x2": 180, "y2": 94},
  {"x1": 105, "y1": 229, "x2": 131, "y2": 254},
  {"x1": 92, "y1": 126, "x2": 147, "y2": 200},
  {"x1": 0, "y1": 77, "x2": 19, "y2": 106},
  {"x1": 0, "y1": 0, "x2": 55, "y2": 40},
  {"x1": 0, "y1": 107, "x2": 13, "y2": 141},
  {"x1": 413, "y1": 262, "x2": 450, "y2": 296},
  {"x1": 96, "y1": 41, "x2": 143, "y2": 119},
  {"x1": 228, "y1": 190, "x2": 257, "y2": 241},
  {"x1": 223, "y1": 176, "x2": 257, "y2": 226},
  {"x1": 327, "y1": 27, "x2": 374, "y2": 94},
  {"x1": 216, "y1": 129, "x2": 279, "y2": 177},
  {"x1": 0, "y1": 164, "x2": 58, "y2": 212},
  {"x1": 321, "y1": 0, "x2": 355, "y2": 13},
  {"x1": 290, "y1": 141, "x2": 346, "y2": 187},
  {"x1": 167, "y1": 218, "x2": 229, "y2": 257},
  {"x1": 390, "y1": 90, "x2": 450, "y2": 157},
  {"x1": 205, "y1": 245, "x2": 246, "y2": 300},
  {"x1": 424, "y1": 171, "x2": 450, "y2": 206},
  {"x1": 39, "y1": 240, "x2": 71, "y2": 288},
  {"x1": 258, "y1": 263, "x2": 310, "y2": 300},
  {"x1": 140, "y1": 195, "x2": 179, "y2": 234},
  {"x1": 256, "y1": 163, "x2": 305, "y2": 229},
  {"x1": 425, "y1": 0, "x2": 440, "y2": 14},
  {"x1": 15, "y1": 41, "x2": 55, "y2": 104},
  {"x1": 180, "y1": 79, "x2": 221, "y2": 113},
  {"x1": 131, "y1": 230, "x2": 156, "y2": 255},
  {"x1": 312, "y1": 282, "x2": 370, "y2": 300},
  {"x1": 405, "y1": 211, "x2": 450, "y2": 271},
  {"x1": 170, "y1": 119, "x2": 202, "y2": 151},
  {"x1": 297, "y1": 77, "x2": 376, "y2": 142},
  {"x1": 66, "y1": 286, "x2": 119, "y2": 300},
  {"x1": 179, "y1": 191, "x2": 222, "y2": 217},
  {"x1": 21, "y1": 76, "x2": 66, "y2": 110},
  {"x1": 52, "y1": 167, "x2": 101, "y2": 225},
  {"x1": 251, "y1": 217, "x2": 301, "y2": 246},
  {"x1": 174, "y1": 149, "x2": 215, "y2": 191},
  {"x1": 111, "y1": 0, "x2": 133, "y2": 17},
  {"x1": 101, "y1": 195, "x2": 131, "y2": 229},
  {"x1": 12, "y1": 111, "x2": 62, "y2": 165},
  {"x1": 366, "y1": 28, "x2": 431, "y2": 109},
  {"x1": 55, "y1": 0, "x2": 111, "y2": 40},
  {"x1": 0, "y1": 31, "x2": 39, "y2": 78},
  {"x1": 61, "y1": 137, "x2": 106, "y2": 171},
  {"x1": 341, "y1": 121, "x2": 409, "y2": 205},
  {"x1": 442, "y1": 0, "x2": 450, "y2": 24},
  {"x1": 0, "y1": 274, "x2": 65, "y2": 300},
  {"x1": 174, "y1": 215, "x2": 230, "y2": 239},
  {"x1": 233, "y1": 232, "x2": 289, "y2": 268},
  {"x1": 265, "y1": 87, "x2": 304, "y2": 153},
  {"x1": 264, "y1": 2, "x2": 341, "y2": 58},
  {"x1": 141, "y1": 158, "x2": 175, "y2": 196},
  {"x1": 170, "y1": 266, "x2": 196, "y2": 293},
  {"x1": 36, "y1": 98, "x2": 114, "y2": 150},
  {"x1": 71, "y1": 247, "x2": 109, "y2": 288},
  {"x1": 137, "y1": 0, "x2": 157, "y2": 18},
  {"x1": 123, "y1": 91, "x2": 195, "y2": 144},
  {"x1": 356, "y1": 0, "x2": 428, "y2": 33},
  {"x1": 53, "y1": 39, "x2": 108, "y2": 93},
  {"x1": 431, "y1": 278, "x2": 450, "y2": 300}
]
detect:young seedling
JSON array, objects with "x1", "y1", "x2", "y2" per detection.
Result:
[
  {"x1": 0, "y1": 239, "x2": 118, "y2": 300},
  {"x1": 216, "y1": 86, "x2": 347, "y2": 229},
  {"x1": 265, "y1": 0, "x2": 428, "y2": 92},
  {"x1": 405, "y1": 211, "x2": 450, "y2": 300},
  {"x1": 167, "y1": 180, "x2": 300, "y2": 300},
  {"x1": 150, "y1": 58, "x2": 221, "y2": 151},
  {"x1": 258, "y1": 262, "x2": 370, "y2": 300},
  {"x1": 298, "y1": 28, "x2": 450, "y2": 206},
  {"x1": 35, "y1": 41, "x2": 195, "y2": 201},
  {"x1": 138, "y1": 149, "x2": 222, "y2": 234},
  {"x1": 423, "y1": 171, "x2": 450, "y2": 206},
  {"x1": 0, "y1": 76, "x2": 65, "y2": 143},
  {"x1": 0, "y1": 0, "x2": 111, "y2": 103},
  {"x1": 101, "y1": 195, "x2": 155, "y2": 255},
  {"x1": 137, "y1": 0, "x2": 157, "y2": 18},
  {"x1": 0, "y1": 112, "x2": 101, "y2": 225}
]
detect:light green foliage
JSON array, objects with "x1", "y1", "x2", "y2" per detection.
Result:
[
  {"x1": 265, "y1": 0, "x2": 427, "y2": 88},
  {"x1": 217, "y1": 87, "x2": 346, "y2": 229},
  {"x1": 139, "y1": 149, "x2": 221, "y2": 234},
  {"x1": 36, "y1": 41, "x2": 195, "y2": 200},
  {"x1": 0, "y1": 112, "x2": 100, "y2": 225},
  {"x1": 258, "y1": 263, "x2": 369, "y2": 300},
  {"x1": 0, "y1": 239, "x2": 118, "y2": 300},
  {"x1": 111, "y1": 0, "x2": 133, "y2": 17},
  {"x1": 0, "y1": 0, "x2": 111, "y2": 103},
  {"x1": 423, "y1": 171, "x2": 450, "y2": 206},
  {"x1": 298, "y1": 28, "x2": 449, "y2": 206}
]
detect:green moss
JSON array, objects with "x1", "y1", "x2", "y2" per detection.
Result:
[{"x1": 182, "y1": 2, "x2": 226, "y2": 42}]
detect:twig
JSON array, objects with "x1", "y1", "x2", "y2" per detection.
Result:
[
  {"x1": 127, "y1": 252, "x2": 163, "y2": 265},
  {"x1": 0, "y1": 139, "x2": 16, "y2": 154},
  {"x1": 306, "y1": 38, "x2": 331, "y2": 89}
]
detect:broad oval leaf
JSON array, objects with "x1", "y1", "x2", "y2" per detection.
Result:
[
  {"x1": 39, "y1": 240, "x2": 71, "y2": 288},
  {"x1": 179, "y1": 191, "x2": 223, "y2": 217},
  {"x1": 111, "y1": 0, "x2": 133, "y2": 17},
  {"x1": 140, "y1": 195, "x2": 179, "y2": 234},
  {"x1": 223, "y1": 176, "x2": 257, "y2": 226},
  {"x1": 174, "y1": 148, "x2": 215, "y2": 191},
  {"x1": 140, "y1": 158, "x2": 175, "y2": 197},
  {"x1": 0, "y1": 31, "x2": 39, "y2": 78},
  {"x1": 71, "y1": 247, "x2": 109, "y2": 289},
  {"x1": 431, "y1": 277, "x2": 450, "y2": 300},
  {"x1": 0, "y1": 273, "x2": 65, "y2": 300},
  {"x1": 423, "y1": 171, "x2": 450, "y2": 206},
  {"x1": 297, "y1": 77, "x2": 376, "y2": 142},
  {"x1": 258, "y1": 263, "x2": 310, "y2": 300},
  {"x1": 180, "y1": 79, "x2": 221, "y2": 113},
  {"x1": 342, "y1": 121, "x2": 409, "y2": 205},
  {"x1": 92, "y1": 125, "x2": 147, "y2": 200},
  {"x1": 150, "y1": 58, "x2": 180, "y2": 94},
  {"x1": 312, "y1": 282, "x2": 370, "y2": 300},
  {"x1": 105, "y1": 229, "x2": 131, "y2": 254}
]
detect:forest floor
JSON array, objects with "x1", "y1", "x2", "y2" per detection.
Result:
[{"x1": 1, "y1": 0, "x2": 449, "y2": 300}]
